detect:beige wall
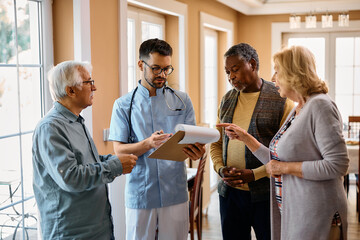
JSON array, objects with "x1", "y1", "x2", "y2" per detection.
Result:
[
  {"x1": 176, "y1": 0, "x2": 238, "y2": 122},
  {"x1": 52, "y1": 0, "x2": 238, "y2": 153},
  {"x1": 52, "y1": 0, "x2": 74, "y2": 64},
  {"x1": 52, "y1": 1, "x2": 360, "y2": 154},
  {"x1": 237, "y1": 10, "x2": 360, "y2": 81},
  {"x1": 89, "y1": 0, "x2": 120, "y2": 154},
  {"x1": 237, "y1": 14, "x2": 287, "y2": 81},
  {"x1": 165, "y1": 15, "x2": 180, "y2": 89},
  {"x1": 52, "y1": 0, "x2": 119, "y2": 154}
]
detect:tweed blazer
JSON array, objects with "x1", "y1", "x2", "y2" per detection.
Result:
[
  {"x1": 253, "y1": 93, "x2": 349, "y2": 240},
  {"x1": 217, "y1": 79, "x2": 286, "y2": 202}
]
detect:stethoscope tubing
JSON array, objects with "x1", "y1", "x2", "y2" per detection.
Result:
[{"x1": 127, "y1": 85, "x2": 186, "y2": 143}]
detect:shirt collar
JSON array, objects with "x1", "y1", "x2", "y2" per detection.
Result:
[
  {"x1": 137, "y1": 80, "x2": 165, "y2": 97},
  {"x1": 54, "y1": 101, "x2": 82, "y2": 123}
]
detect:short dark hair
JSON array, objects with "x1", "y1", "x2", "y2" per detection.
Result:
[
  {"x1": 139, "y1": 38, "x2": 173, "y2": 60},
  {"x1": 224, "y1": 43, "x2": 260, "y2": 70}
]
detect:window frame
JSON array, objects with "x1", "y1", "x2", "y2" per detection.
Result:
[
  {"x1": 274, "y1": 21, "x2": 360, "y2": 124},
  {"x1": 119, "y1": 0, "x2": 188, "y2": 96},
  {"x1": 0, "y1": 0, "x2": 53, "y2": 239},
  {"x1": 203, "y1": 27, "x2": 218, "y2": 127},
  {"x1": 272, "y1": 20, "x2": 360, "y2": 99},
  {"x1": 199, "y1": 11, "x2": 234, "y2": 124},
  {"x1": 127, "y1": 6, "x2": 166, "y2": 92}
]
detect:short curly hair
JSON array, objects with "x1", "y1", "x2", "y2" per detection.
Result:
[
  {"x1": 273, "y1": 45, "x2": 328, "y2": 97},
  {"x1": 224, "y1": 43, "x2": 259, "y2": 71}
]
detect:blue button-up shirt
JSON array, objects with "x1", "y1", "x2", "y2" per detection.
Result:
[
  {"x1": 109, "y1": 82, "x2": 196, "y2": 209},
  {"x1": 32, "y1": 102, "x2": 123, "y2": 239}
]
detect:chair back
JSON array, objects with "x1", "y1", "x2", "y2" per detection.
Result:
[
  {"x1": 358, "y1": 126, "x2": 360, "y2": 222},
  {"x1": 190, "y1": 154, "x2": 207, "y2": 212},
  {"x1": 348, "y1": 116, "x2": 360, "y2": 139},
  {"x1": 348, "y1": 116, "x2": 360, "y2": 222},
  {"x1": 189, "y1": 151, "x2": 207, "y2": 240}
]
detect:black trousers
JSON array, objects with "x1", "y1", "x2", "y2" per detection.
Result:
[{"x1": 219, "y1": 187, "x2": 271, "y2": 240}]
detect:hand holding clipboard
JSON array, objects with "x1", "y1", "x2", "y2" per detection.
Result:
[{"x1": 148, "y1": 124, "x2": 220, "y2": 161}]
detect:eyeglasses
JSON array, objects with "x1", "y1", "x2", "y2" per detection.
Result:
[
  {"x1": 82, "y1": 79, "x2": 95, "y2": 86},
  {"x1": 142, "y1": 60, "x2": 174, "y2": 76}
]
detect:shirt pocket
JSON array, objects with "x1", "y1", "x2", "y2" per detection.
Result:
[
  {"x1": 164, "y1": 107, "x2": 186, "y2": 116},
  {"x1": 162, "y1": 108, "x2": 186, "y2": 128}
]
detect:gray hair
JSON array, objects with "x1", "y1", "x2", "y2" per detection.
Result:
[
  {"x1": 224, "y1": 43, "x2": 260, "y2": 71},
  {"x1": 48, "y1": 61, "x2": 92, "y2": 101}
]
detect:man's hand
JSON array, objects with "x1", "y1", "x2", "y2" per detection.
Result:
[
  {"x1": 221, "y1": 167, "x2": 255, "y2": 188},
  {"x1": 117, "y1": 154, "x2": 138, "y2": 174},
  {"x1": 147, "y1": 130, "x2": 172, "y2": 149},
  {"x1": 183, "y1": 143, "x2": 206, "y2": 161}
]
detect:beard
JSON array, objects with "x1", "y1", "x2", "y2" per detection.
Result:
[
  {"x1": 145, "y1": 76, "x2": 167, "y2": 89},
  {"x1": 143, "y1": 67, "x2": 168, "y2": 89},
  {"x1": 230, "y1": 80, "x2": 245, "y2": 92}
]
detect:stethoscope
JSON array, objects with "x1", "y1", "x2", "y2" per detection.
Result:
[{"x1": 128, "y1": 85, "x2": 186, "y2": 143}]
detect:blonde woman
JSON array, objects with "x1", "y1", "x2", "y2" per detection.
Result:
[{"x1": 218, "y1": 46, "x2": 349, "y2": 240}]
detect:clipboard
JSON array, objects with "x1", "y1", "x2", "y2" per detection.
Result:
[
  {"x1": 148, "y1": 124, "x2": 220, "y2": 161},
  {"x1": 148, "y1": 131, "x2": 189, "y2": 161}
]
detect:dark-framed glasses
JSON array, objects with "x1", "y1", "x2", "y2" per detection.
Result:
[
  {"x1": 142, "y1": 60, "x2": 174, "y2": 75},
  {"x1": 82, "y1": 79, "x2": 95, "y2": 85}
]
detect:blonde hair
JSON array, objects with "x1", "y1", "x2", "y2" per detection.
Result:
[
  {"x1": 48, "y1": 61, "x2": 92, "y2": 101},
  {"x1": 273, "y1": 45, "x2": 328, "y2": 97}
]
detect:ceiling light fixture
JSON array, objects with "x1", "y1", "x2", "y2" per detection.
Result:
[
  {"x1": 305, "y1": 14, "x2": 317, "y2": 28},
  {"x1": 322, "y1": 12, "x2": 333, "y2": 28},
  {"x1": 338, "y1": 13, "x2": 349, "y2": 27},
  {"x1": 289, "y1": 15, "x2": 301, "y2": 29}
]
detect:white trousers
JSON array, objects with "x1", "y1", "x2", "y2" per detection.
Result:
[{"x1": 126, "y1": 202, "x2": 189, "y2": 240}]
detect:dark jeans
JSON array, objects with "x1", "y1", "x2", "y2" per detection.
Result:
[{"x1": 219, "y1": 187, "x2": 271, "y2": 240}]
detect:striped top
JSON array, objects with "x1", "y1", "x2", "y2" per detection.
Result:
[{"x1": 269, "y1": 112, "x2": 296, "y2": 214}]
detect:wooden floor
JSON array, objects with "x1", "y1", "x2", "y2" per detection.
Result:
[{"x1": 196, "y1": 184, "x2": 360, "y2": 240}]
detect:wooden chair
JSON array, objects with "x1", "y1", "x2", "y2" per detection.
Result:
[
  {"x1": 357, "y1": 132, "x2": 360, "y2": 222},
  {"x1": 348, "y1": 116, "x2": 360, "y2": 222},
  {"x1": 348, "y1": 116, "x2": 360, "y2": 139},
  {"x1": 189, "y1": 153, "x2": 207, "y2": 240}
]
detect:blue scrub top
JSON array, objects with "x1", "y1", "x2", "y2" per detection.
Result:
[{"x1": 109, "y1": 82, "x2": 196, "y2": 209}]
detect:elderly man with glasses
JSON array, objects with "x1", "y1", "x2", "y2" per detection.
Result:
[
  {"x1": 109, "y1": 38, "x2": 205, "y2": 240},
  {"x1": 32, "y1": 61, "x2": 137, "y2": 239}
]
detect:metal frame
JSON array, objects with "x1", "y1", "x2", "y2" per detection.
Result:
[{"x1": 0, "y1": 0, "x2": 46, "y2": 239}]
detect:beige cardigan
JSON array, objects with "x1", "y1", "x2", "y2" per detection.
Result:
[{"x1": 254, "y1": 93, "x2": 349, "y2": 240}]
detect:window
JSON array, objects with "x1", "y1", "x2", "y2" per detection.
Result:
[
  {"x1": 203, "y1": 28, "x2": 219, "y2": 190},
  {"x1": 200, "y1": 12, "x2": 234, "y2": 192},
  {"x1": 127, "y1": 6, "x2": 165, "y2": 92},
  {"x1": 285, "y1": 34, "x2": 327, "y2": 82},
  {"x1": 0, "y1": 0, "x2": 49, "y2": 239},
  {"x1": 203, "y1": 28, "x2": 218, "y2": 128},
  {"x1": 334, "y1": 35, "x2": 360, "y2": 124},
  {"x1": 273, "y1": 20, "x2": 360, "y2": 126},
  {"x1": 283, "y1": 31, "x2": 360, "y2": 125}
]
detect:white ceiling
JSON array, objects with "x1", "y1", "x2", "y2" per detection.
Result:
[{"x1": 217, "y1": 0, "x2": 360, "y2": 15}]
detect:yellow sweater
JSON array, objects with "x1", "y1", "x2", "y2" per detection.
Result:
[{"x1": 211, "y1": 93, "x2": 294, "y2": 191}]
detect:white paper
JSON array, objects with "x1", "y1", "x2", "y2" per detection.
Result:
[{"x1": 175, "y1": 124, "x2": 220, "y2": 144}]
